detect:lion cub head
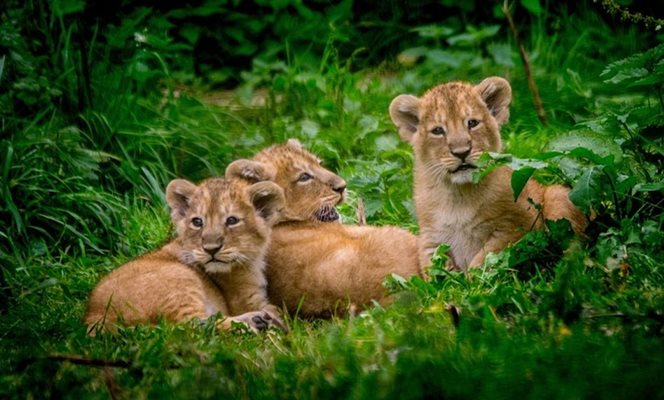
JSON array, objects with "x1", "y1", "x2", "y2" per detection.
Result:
[
  {"x1": 389, "y1": 76, "x2": 512, "y2": 184},
  {"x1": 166, "y1": 178, "x2": 284, "y2": 273},
  {"x1": 226, "y1": 139, "x2": 346, "y2": 223}
]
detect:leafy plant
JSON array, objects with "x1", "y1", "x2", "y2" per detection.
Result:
[{"x1": 1, "y1": 2, "x2": 663, "y2": 398}]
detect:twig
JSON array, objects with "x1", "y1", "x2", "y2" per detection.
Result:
[
  {"x1": 102, "y1": 367, "x2": 122, "y2": 400},
  {"x1": 596, "y1": 0, "x2": 664, "y2": 29},
  {"x1": 502, "y1": 0, "x2": 547, "y2": 125},
  {"x1": 356, "y1": 198, "x2": 366, "y2": 226}
]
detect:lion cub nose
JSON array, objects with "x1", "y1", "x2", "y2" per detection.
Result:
[
  {"x1": 203, "y1": 242, "x2": 222, "y2": 256},
  {"x1": 451, "y1": 148, "x2": 471, "y2": 161},
  {"x1": 332, "y1": 182, "x2": 346, "y2": 194}
]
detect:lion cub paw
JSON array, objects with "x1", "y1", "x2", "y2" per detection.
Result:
[{"x1": 219, "y1": 310, "x2": 288, "y2": 333}]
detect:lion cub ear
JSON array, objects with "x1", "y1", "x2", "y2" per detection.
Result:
[
  {"x1": 476, "y1": 76, "x2": 512, "y2": 126},
  {"x1": 389, "y1": 94, "x2": 421, "y2": 144},
  {"x1": 166, "y1": 179, "x2": 197, "y2": 223},
  {"x1": 225, "y1": 159, "x2": 276, "y2": 183},
  {"x1": 247, "y1": 181, "x2": 285, "y2": 226},
  {"x1": 286, "y1": 138, "x2": 303, "y2": 149}
]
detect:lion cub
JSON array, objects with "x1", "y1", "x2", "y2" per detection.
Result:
[
  {"x1": 227, "y1": 140, "x2": 422, "y2": 318},
  {"x1": 390, "y1": 77, "x2": 587, "y2": 271},
  {"x1": 84, "y1": 177, "x2": 286, "y2": 333}
]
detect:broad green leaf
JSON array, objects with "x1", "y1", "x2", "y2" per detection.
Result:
[
  {"x1": 520, "y1": 0, "x2": 543, "y2": 15},
  {"x1": 52, "y1": 0, "x2": 85, "y2": 16},
  {"x1": 569, "y1": 166, "x2": 602, "y2": 213},
  {"x1": 568, "y1": 147, "x2": 615, "y2": 167},
  {"x1": 411, "y1": 25, "x2": 455, "y2": 39},
  {"x1": 634, "y1": 182, "x2": 664, "y2": 192},
  {"x1": 603, "y1": 68, "x2": 649, "y2": 85},
  {"x1": 547, "y1": 132, "x2": 622, "y2": 163},
  {"x1": 487, "y1": 43, "x2": 515, "y2": 67},
  {"x1": 601, "y1": 43, "x2": 664, "y2": 85},
  {"x1": 511, "y1": 167, "x2": 536, "y2": 201},
  {"x1": 179, "y1": 25, "x2": 201, "y2": 44},
  {"x1": 447, "y1": 25, "x2": 500, "y2": 46}
]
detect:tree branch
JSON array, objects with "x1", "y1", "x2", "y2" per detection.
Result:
[{"x1": 503, "y1": 0, "x2": 547, "y2": 125}]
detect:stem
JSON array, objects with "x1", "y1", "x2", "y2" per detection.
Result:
[
  {"x1": 597, "y1": 0, "x2": 664, "y2": 29},
  {"x1": 503, "y1": 0, "x2": 547, "y2": 125},
  {"x1": 601, "y1": 168, "x2": 623, "y2": 221}
]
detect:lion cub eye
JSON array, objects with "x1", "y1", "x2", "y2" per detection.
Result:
[
  {"x1": 298, "y1": 172, "x2": 313, "y2": 182},
  {"x1": 467, "y1": 119, "x2": 479, "y2": 129},
  {"x1": 225, "y1": 216, "x2": 240, "y2": 226},
  {"x1": 191, "y1": 217, "x2": 204, "y2": 228},
  {"x1": 430, "y1": 126, "x2": 445, "y2": 136}
]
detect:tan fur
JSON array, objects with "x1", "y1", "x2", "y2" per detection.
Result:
[
  {"x1": 84, "y1": 178, "x2": 286, "y2": 333},
  {"x1": 227, "y1": 140, "x2": 422, "y2": 318},
  {"x1": 390, "y1": 77, "x2": 587, "y2": 271}
]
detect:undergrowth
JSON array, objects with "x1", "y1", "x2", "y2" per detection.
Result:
[{"x1": 1, "y1": 1, "x2": 663, "y2": 398}]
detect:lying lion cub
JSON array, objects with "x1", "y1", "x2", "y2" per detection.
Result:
[
  {"x1": 389, "y1": 77, "x2": 587, "y2": 271},
  {"x1": 84, "y1": 177, "x2": 286, "y2": 333},
  {"x1": 227, "y1": 140, "x2": 422, "y2": 318}
]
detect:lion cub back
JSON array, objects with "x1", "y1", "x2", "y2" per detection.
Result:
[
  {"x1": 84, "y1": 245, "x2": 228, "y2": 329},
  {"x1": 227, "y1": 140, "x2": 422, "y2": 318}
]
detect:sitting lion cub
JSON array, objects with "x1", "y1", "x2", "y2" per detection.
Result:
[
  {"x1": 84, "y1": 177, "x2": 286, "y2": 333},
  {"x1": 227, "y1": 140, "x2": 422, "y2": 318},
  {"x1": 389, "y1": 77, "x2": 587, "y2": 271}
]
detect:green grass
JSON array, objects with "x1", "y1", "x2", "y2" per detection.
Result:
[{"x1": 1, "y1": 7, "x2": 663, "y2": 399}]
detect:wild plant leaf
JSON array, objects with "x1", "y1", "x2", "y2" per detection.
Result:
[
  {"x1": 568, "y1": 148, "x2": 617, "y2": 172},
  {"x1": 51, "y1": 0, "x2": 85, "y2": 16},
  {"x1": 398, "y1": 47, "x2": 429, "y2": 64},
  {"x1": 615, "y1": 174, "x2": 638, "y2": 197},
  {"x1": 383, "y1": 273, "x2": 409, "y2": 293},
  {"x1": 447, "y1": 25, "x2": 500, "y2": 46},
  {"x1": 520, "y1": 0, "x2": 543, "y2": 15},
  {"x1": 602, "y1": 68, "x2": 649, "y2": 85},
  {"x1": 568, "y1": 166, "x2": 603, "y2": 213},
  {"x1": 511, "y1": 167, "x2": 536, "y2": 201},
  {"x1": 601, "y1": 43, "x2": 664, "y2": 85},
  {"x1": 634, "y1": 182, "x2": 664, "y2": 192},
  {"x1": 425, "y1": 49, "x2": 474, "y2": 68},
  {"x1": 411, "y1": 25, "x2": 455, "y2": 39},
  {"x1": 473, "y1": 153, "x2": 548, "y2": 195},
  {"x1": 473, "y1": 152, "x2": 510, "y2": 183},
  {"x1": 487, "y1": 42, "x2": 515, "y2": 67},
  {"x1": 547, "y1": 132, "x2": 622, "y2": 162}
]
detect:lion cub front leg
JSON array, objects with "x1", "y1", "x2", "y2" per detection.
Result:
[
  {"x1": 419, "y1": 237, "x2": 458, "y2": 272},
  {"x1": 468, "y1": 234, "x2": 517, "y2": 269}
]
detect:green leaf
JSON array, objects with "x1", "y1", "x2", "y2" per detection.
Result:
[
  {"x1": 487, "y1": 43, "x2": 515, "y2": 67},
  {"x1": 569, "y1": 166, "x2": 602, "y2": 213},
  {"x1": 520, "y1": 0, "x2": 543, "y2": 15},
  {"x1": 601, "y1": 43, "x2": 664, "y2": 86},
  {"x1": 51, "y1": 0, "x2": 85, "y2": 16},
  {"x1": 411, "y1": 25, "x2": 455, "y2": 39},
  {"x1": 447, "y1": 25, "x2": 500, "y2": 46},
  {"x1": 511, "y1": 167, "x2": 536, "y2": 201},
  {"x1": 634, "y1": 182, "x2": 664, "y2": 192},
  {"x1": 547, "y1": 132, "x2": 622, "y2": 163},
  {"x1": 603, "y1": 68, "x2": 649, "y2": 85}
]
